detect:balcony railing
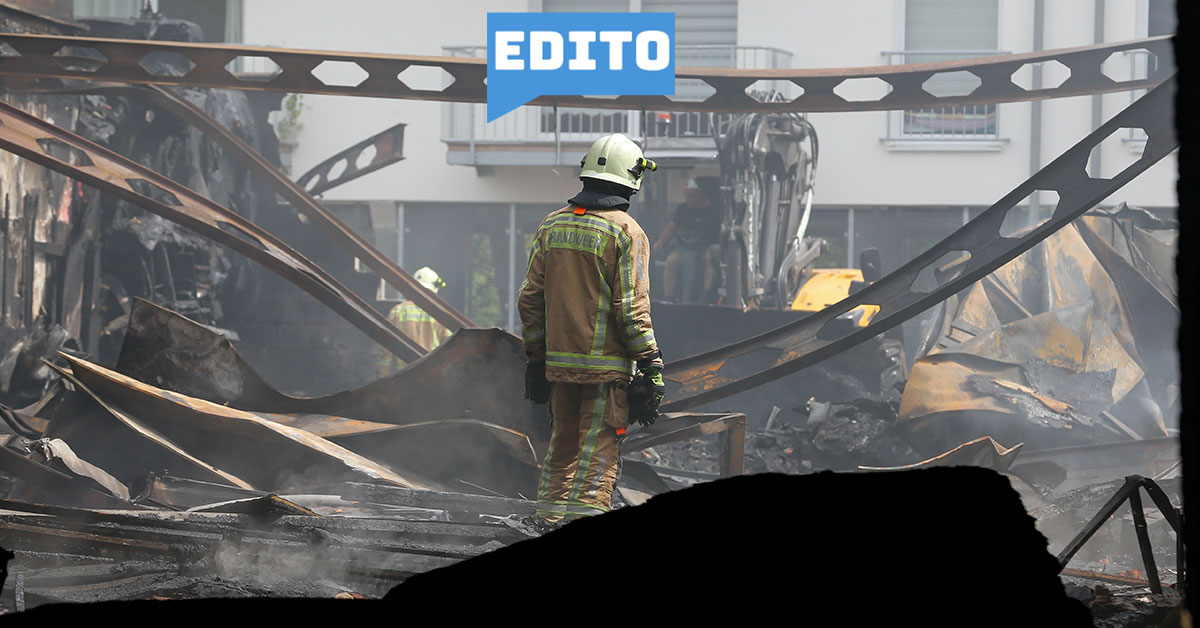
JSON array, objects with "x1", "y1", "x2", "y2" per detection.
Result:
[
  {"x1": 442, "y1": 45, "x2": 793, "y2": 164},
  {"x1": 883, "y1": 50, "x2": 1008, "y2": 141}
]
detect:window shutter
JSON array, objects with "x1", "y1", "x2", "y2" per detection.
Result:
[
  {"x1": 73, "y1": 0, "x2": 143, "y2": 18},
  {"x1": 642, "y1": 0, "x2": 738, "y2": 47},
  {"x1": 905, "y1": 0, "x2": 999, "y2": 50},
  {"x1": 542, "y1": 0, "x2": 630, "y2": 13}
]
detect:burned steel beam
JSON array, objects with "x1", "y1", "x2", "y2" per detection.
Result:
[
  {"x1": 661, "y1": 76, "x2": 1176, "y2": 410},
  {"x1": 620, "y1": 413, "x2": 745, "y2": 454},
  {"x1": 0, "y1": 33, "x2": 1172, "y2": 113},
  {"x1": 0, "y1": 100, "x2": 427, "y2": 362},
  {"x1": 296, "y1": 121, "x2": 405, "y2": 197},
  {"x1": 137, "y1": 85, "x2": 472, "y2": 333},
  {"x1": 0, "y1": 444, "x2": 132, "y2": 509},
  {"x1": 42, "y1": 361, "x2": 257, "y2": 491},
  {"x1": 0, "y1": 498, "x2": 509, "y2": 546},
  {"x1": 1054, "y1": 475, "x2": 1181, "y2": 595},
  {"x1": 338, "y1": 483, "x2": 535, "y2": 518},
  {"x1": 0, "y1": 83, "x2": 470, "y2": 333}
]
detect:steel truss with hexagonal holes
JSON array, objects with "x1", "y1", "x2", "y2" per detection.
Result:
[
  {"x1": 0, "y1": 32, "x2": 1173, "y2": 112},
  {"x1": 0, "y1": 32, "x2": 1178, "y2": 409}
]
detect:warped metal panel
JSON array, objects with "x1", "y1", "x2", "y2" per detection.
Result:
[
  {"x1": 114, "y1": 298, "x2": 546, "y2": 449},
  {"x1": 0, "y1": 32, "x2": 1172, "y2": 113},
  {"x1": 61, "y1": 353, "x2": 439, "y2": 491},
  {"x1": 0, "y1": 99, "x2": 427, "y2": 362},
  {"x1": 43, "y1": 361, "x2": 256, "y2": 490},
  {"x1": 661, "y1": 77, "x2": 1176, "y2": 410}
]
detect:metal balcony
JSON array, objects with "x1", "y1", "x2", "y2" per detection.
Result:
[{"x1": 442, "y1": 45, "x2": 793, "y2": 167}]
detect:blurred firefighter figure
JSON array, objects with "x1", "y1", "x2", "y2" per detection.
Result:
[
  {"x1": 519, "y1": 133, "x2": 666, "y2": 524},
  {"x1": 654, "y1": 177, "x2": 722, "y2": 304},
  {"x1": 376, "y1": 266, "x2": 451, "y2": 378}
]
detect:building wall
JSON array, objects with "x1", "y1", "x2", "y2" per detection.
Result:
[
  {"x1": 238, "y1": 0, "x2": 1175, "y2": 211},
  {"x1": 235, "y1": 0, "x2": 1177, "y2": 309},
  {"x1": 738, "y1": 0, "x2": 1175, "y2": 210},
  {"x1": 241, "y1": 0, "x2": 575, "y2": 205}
]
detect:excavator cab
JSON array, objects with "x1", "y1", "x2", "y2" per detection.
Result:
[{"x1": 648, "y1": 105, "x2": 904, "y2": 414}]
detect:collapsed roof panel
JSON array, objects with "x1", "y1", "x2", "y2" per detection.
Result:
[
  {"x1": 114, "y1": 298, "x2": 547, "y2": 446},
  {"x1": 60, "y1": 353, "x2": 439, "y2": 492}
]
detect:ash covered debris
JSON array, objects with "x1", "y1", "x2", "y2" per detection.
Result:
[
  {"x1": 646, "y1": 395, "x2": 920, "y2": 476},
  {"x1": 0, "y1": 316, "x2": 549, "y2": 605},
  {"x1": 645, "y1": 206, "x2": 1178, "y2": 499}
]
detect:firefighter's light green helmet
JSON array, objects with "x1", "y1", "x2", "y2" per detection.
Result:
[
  {"x1": 413, "y1": 266, "x2": 445, "y2": 293},
  {"x1": 579, "y1": 133, "x2": 657, "y2": 191}
]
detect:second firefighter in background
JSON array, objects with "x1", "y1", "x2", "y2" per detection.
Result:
[
  {"x1": 377, "y1": 266, "x2": 451, "y2": 378},
  {"x1": 519, "y1": 133, "x2": 665, "y2": 523}
]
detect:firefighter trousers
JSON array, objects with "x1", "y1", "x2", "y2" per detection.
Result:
[{"x1": 536, "y1": 381, "x2": 629, "y2": 522}]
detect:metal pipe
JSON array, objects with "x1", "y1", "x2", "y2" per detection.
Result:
[
  {"x1": 396, "y1": 202, "x2": 405, "y2": 268},
  {"x1": 1028, "y1": 0, "x2": 1046, "y2": 227},
  {"x1": 1090, "y1": 0, "x2": 1107, "y2": 178},
  {"x1": 846, "y1": 207, "x2": 855, "y2": 268},
  {"x1": 507, "y1": 203, "x2": 517, "y2": 332}
]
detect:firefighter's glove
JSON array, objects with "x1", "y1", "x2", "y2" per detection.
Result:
[
  {"x1": 524, "y1": 361, "x2": 551, "y2": 405},
  {"x1": 630, "y1": 357, "x2": 666, "y2": 426}
]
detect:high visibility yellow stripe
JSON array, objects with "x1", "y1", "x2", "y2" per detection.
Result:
[{"x1": 569, "y1": 383, "x2": 607, "y2": 503}]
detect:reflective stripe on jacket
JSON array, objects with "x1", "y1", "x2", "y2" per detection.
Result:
[
  {"x1": 518, "y1": 205, "x2": 659, "y2": 384},
  {"x1": 376, "y1": 300, "x2": 451, "y2": 376}
]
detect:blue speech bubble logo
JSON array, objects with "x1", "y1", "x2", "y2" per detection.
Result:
[{"x1": 487, "y1": 12, "x2": 675, "y2": 122}]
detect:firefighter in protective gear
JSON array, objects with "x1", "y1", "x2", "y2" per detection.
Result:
[
  {"x1": 376, "y1": 266, "x2": 451, "y2": 378},
  {"x1": 518, "y1": 133, "x2": 664, "y2": 523}
]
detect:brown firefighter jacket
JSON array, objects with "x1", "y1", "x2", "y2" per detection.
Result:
[{"x1": 519, "y1": 205, "x2": 659, "y2": 384}]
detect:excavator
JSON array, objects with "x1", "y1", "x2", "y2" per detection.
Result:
[{"x1": 651, "y1": 106, "x2": 905, "y2": 418}]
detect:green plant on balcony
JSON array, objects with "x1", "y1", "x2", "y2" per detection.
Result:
[{"x1": 276, "y1": 93, "x2": 305, "y2": 143}]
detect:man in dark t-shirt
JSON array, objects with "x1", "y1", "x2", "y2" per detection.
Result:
[{"x1": 654, "y1": 178, "x2": 722, "y2": 302}]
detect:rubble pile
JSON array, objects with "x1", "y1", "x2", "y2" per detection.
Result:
[
  {"x1": 650, "y1": 395, "x2": 921, "y2": 475},
  {"x1": 1034, "y1": 477, "x2": 1182, "y2": 573},
  {"x1": 0, "y1": 298, "x2": 553, "y2": 607},
  {"x1": 1066, "y1": 584, "x2": 1181, "y2": 628},
  {"x1": 0, "y1": 493, "x2": 536, "y2": 606},
  {"x1": 0, "y1": 299, "x2": 753, "y2": 607},
  {"x1": 898, "y1": 208, "x2": 1179, "y2": 456}
]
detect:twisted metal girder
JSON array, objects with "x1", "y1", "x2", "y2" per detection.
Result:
[
  {"x1": 296, "y1": 121, "x2": 406, "y2": 197},
  {"x1": 0, "y1": 32, "x2": 1171, "y2": 112},
  {"x1": 661, "y1": 76, "x2": 1176, "y2": 411},
  {"x1": 1, "y1": 81, "x2": 473, "y2": 333},
  {"x1": 0, "y1": 99, "x2": 427, "y2": 362},
  {"x1": 138, "y1": 85, "x2": 474, "y2": 331}
]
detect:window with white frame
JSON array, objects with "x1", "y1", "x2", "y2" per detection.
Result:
[{"x1": 888, "y1": 0, "x2": 1001, "y2": 140}]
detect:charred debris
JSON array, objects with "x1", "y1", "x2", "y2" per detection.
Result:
[{"x1": 0, "y1": 7, "x2": 1183, "y2": 620}]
